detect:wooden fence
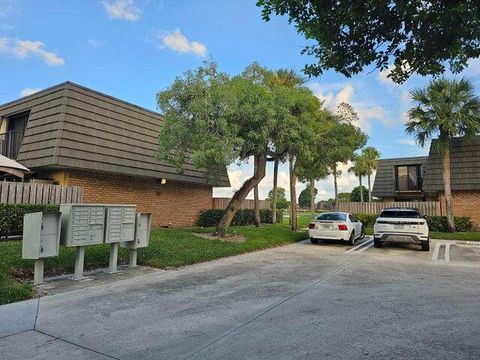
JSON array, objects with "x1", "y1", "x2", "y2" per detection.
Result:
[
  {"x1": 335, "y1": 201, "x2": 441, "y2": 216},
  {"x1": 0, "y1": 181, "x2": 83, "y2": 205},
  {"x1": 212, "y1": 197, "x2": 271, "y2": 210}
]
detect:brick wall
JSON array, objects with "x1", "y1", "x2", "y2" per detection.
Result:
[
  {"x1": 439, "y1": 191, "x2": 480, "y2": 231},
  {"x1": 62, "y1": 170, "x2": 212, "y2": 227}
]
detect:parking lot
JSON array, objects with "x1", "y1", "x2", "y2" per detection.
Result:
[{"x1": 1, "y1": 238, "x2": 480, "y2": 360}]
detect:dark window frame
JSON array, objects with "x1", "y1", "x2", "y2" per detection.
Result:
[{"x1": 395, "y1": 164, "x2": 423, "y2": 192}]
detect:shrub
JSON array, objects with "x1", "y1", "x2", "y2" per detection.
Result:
[
  {"x1": 197, "y1": 209, "x2": 283, "y2": 227},
  {"x1": 425, "y1": 216, "x2": 472, "y2": 232},
  {"x1": 353, "y1": 213, "x2": 378, "y2": 228},
  {"x1": 0, "y1": 204, "x2": 60, "y2": 239}
]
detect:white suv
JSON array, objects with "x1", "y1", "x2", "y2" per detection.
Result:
[{"x1": 373, "y1": 208, "x2": 429, "y2": 251}]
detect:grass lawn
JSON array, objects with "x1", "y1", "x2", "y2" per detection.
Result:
[{"x1": 0, "y1": 224, "x2": 307, "y2": 305}]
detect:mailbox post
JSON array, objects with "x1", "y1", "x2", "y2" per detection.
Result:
[
  {"x1": 60, "y1": 204, "x2": 106, "y2": 280},
  {"x1": 104, "y1": 205, "x2": 136, "y2": 273},
  {"x1": 22, "y1": 212, "x2": 61, "y2": 285},
  {"x1": 121, "y1": 213, "x2": 152, "y2": 268}
]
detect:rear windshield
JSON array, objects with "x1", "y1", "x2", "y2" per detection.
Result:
[
  {"x1": 316, "y1": 213, "x2": 347, "y2": 221},
  {"x1": 379, "y1": 210, "x2": 421, "y2": 218}
]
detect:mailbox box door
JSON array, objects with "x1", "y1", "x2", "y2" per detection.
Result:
[
  {"x1": 135, "y1": 213, "x2": 151, "y2": 248},
  {"x1": 38, "y1": 213, "x2": 61, "y2": 257}
]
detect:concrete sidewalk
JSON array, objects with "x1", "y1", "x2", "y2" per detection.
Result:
[{"x1": 1, "y1": 240, "x2": 479, "y2": 359}]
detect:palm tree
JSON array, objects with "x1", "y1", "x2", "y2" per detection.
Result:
[
  {"x1": 406, "y1": 77, "x2": 480, "y2": 231},
  {"x1": 361, "y1": 147, "x2": 380, "y2": 202},
  {"x1": 349, "y1": 155, "x2": 368, "y2": 202},
  {"x1": 265, "y1": 68, "x2": 305, "y2": 228}
]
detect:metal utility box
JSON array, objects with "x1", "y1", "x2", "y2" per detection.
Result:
[
  {"x1": 60, "y1": 204, "x2": 106, "y2": 247},
  {"x1": 22, "y1": 212, "x2": 61, "y2": 259},
  {"x1": 105, "y1": 205, "x2": 136, "y2": 243},
  {"x1": 122, "y1": 213, "x2": 152, "y2": 249}
]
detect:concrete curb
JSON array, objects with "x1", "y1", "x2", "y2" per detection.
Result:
[{"x1": 0, "y1": 298, "x2": 38, "y2": 338}]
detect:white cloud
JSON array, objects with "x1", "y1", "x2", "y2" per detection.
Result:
[
  {"x1": 0, "y1": 0, "x2": 19, "y2": 17},
  {"x1": 88, "y1": 39, "x2": 106, "y2": 48},
  {"x1": 102, "y1": 0, "x2": 140, "y2": 22},
  {"x1": 396, "y1": 138, "x2": 417, "y2": 147},
  {"x1": 311, "y1": 82, "x2": 393, "y2": 131},
  {"x1": 20, "y1": 88, "x2": 41, "y2": 97},
  {"x1": 159, "y1": 29, "x2": 207, "y2": 58},
  {"x1": 335, "y1": 84, "x2": 353, "y2": 104},
  {"x1": 0, "y1": 37, "x2": 65, "y2": 66}
]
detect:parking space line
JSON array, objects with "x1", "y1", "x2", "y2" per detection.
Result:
[
  {"x1": 356, "y1": 242, "x2": 374, "y2": 253},
  {"x1": 345, "y1": 237, "x2": 373, "y2": 254},
  {"x1": 432, "y1": 242, "x2": 442, "y2": 261},
  {"x1": 445, "y1": 242, "x2": 453, "y2": 262}
]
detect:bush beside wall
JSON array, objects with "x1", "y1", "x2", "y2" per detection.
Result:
[
  {"x1": 352, "y1": 213, "x2": 472, "y2": 232},
  {"x1": 0, "y1": 204, "x2": 60, "y2": 239},
  {"x1": 197, "y1": 209, "x2": 283, "y2": 227}
]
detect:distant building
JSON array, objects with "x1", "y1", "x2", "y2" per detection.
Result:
[
  {"x1": 372, "y1": 137, "x2": 480, "y2": 228},
  {"x1": 0, "y1": 82, "x2": 230, "y2": 227}
]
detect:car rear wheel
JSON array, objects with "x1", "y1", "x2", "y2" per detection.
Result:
[
  {"x1": 374, "y1": 238, "x2": 382, "y2": 248},
  {"x1": 310, "y1": 237, "x2": 318, "y2": 244},
  {"x1": 347, "y1": 231, "x2": 355, "y2": 246},
  {"x1": 421, "y1": 240, "x2": 430, "y2": 251},
  {"x1": 360, "y1": 227, "x2": 365, "y2": 239}
]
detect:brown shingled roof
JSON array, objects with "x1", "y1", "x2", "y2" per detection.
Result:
[{"x1": 0, "y1": 82, "x2": 230, "y2": 187}]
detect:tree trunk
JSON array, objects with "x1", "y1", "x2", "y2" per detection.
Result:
[
  {"x1": 271, "y1": 159, "x2": 279, "y2": 224},
  {"x1": 333, "y1": 163, "x2": 338, "y2": 205},
  {"x1": 253, "y1": 158, "x2": 260, "y2": 227},
  {"x1": 359, "y1": 176, "x2": 364, "y2": 203},
  {"x1": 289, "y1": 157, "x2": 298, "y2": 230},
  {"x1": 216, "y1": 155, "x2": 267, "y2": 236},
  {"x1": 368, "y1": 174, "x2": 372, "y2": 203},
  {"x1": 443, "y1": 150, "x2": 455, "y2": 231},
  {"x1": 309, "y1": 178, "x2": 316, "y2": 213}
]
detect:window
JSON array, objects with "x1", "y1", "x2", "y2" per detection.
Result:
[
  {"x1": 395, "y1": 165, "x2": 422, "y2": 191},
  {"x1": 316, "y1": 213, "x2": 347, "y2": 221},
  {"x1": 0, "y1": 111, "x2": 29, "y2": 159}
]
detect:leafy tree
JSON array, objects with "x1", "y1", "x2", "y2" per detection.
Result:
[
  {"x1": 349, "y1": 155, "x2": 368, "y2": 202},
  {"x1": 405, "y1": 77, "x2": 480, "y2": 231},
  {"x1": 325, "y1": 106, "x2": 368, "y2": 202},
  {"x1": 267, "y1": 187, "x2": 288, "y2": 209},
  {"x1": 298, "y1": 184, "x2": 318, "y2": 209},
  {"x1": 350, "y1": 186, "x2": 369, "y2": 203},
  {"x1": 361, "y1": 147, "x2": 381, "y2": 202},
  {"x1": 257, "y1": 1, "x2": 480, "y2": 83},
  {"x1": 263, "y1": 68, "x2": 305, "y2": 224},
  {"x1": 336, "y1": 192, "x2": 351, "y2": 202},
  {"x1": 157, "y1": 62, "x2": 276, "y2": 236}
]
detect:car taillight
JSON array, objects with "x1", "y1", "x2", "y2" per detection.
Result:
[
  {"x1": 308, "y1": 223, "x2": 316, "y2": 229},
  {"x1": 338, "y1": 224, "x2": 348, "y2": 231}
]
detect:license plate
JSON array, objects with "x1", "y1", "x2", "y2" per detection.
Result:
[
  {"x1": 320, "y1": 224, "x2": 332, "y2": 229},
  {"x1": 394, "y1": 224, "x2": 404, "y2": 230}
]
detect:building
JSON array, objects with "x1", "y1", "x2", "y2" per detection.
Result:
[
  {"x1": 372, "y1": 137, "x2": 480, "y2": 229},
  {"x1": 0, "y1": 82, "x2": 230, "y2": 227}
]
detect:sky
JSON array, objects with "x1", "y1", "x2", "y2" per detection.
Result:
[{"x1": 1, "y1": 0, "x2": 480, "y2": 201}]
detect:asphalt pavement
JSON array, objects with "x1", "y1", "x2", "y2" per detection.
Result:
[{"x1": 1, "y1": 237, "x2": 479, "y2": 360}]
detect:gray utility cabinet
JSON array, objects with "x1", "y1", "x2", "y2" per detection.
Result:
[
  {"x1": 60, "y1": 204, "x2": 106, "y2": 247},
  {"x1": 22, "y1": 212, "x2": 62, "y2": 259},
  {"x1": 105, "y1": 205, "x2": 136, "y2": 243},
  {"x1": 122, "y1": 213, "x2": 152, "y2": 249}
]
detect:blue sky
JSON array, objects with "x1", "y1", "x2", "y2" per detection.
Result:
[{"x1": 1, "y1": 0, "x2": 480, "y2": 201}]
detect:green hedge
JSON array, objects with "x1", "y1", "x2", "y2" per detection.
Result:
[
  {"x1": 197, "y1": 209, "x2": 283, "y2": 227},
  {"x1": 0, "y1": 204, "x2": 60, "y2": 239},
  {"x1": 353, "y1": 213, "x2": 472, "y2": 232}
]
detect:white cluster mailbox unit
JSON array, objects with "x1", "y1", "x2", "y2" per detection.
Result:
[
  {"x1": 59, "y1": 204, "x2": 106, "y2": 247},
  {"x1": 22, "y1": 212, "x2": 62, "y2": 285},
  {"x1": 121, "y1": 213, "x2": 152, "y2": 267},
  {"x1": 22, "y1": 204, "x2": 152, "y2": 284},
  {"x1": 105, "y1": 205, "x2": 136, "y2": 272}
]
